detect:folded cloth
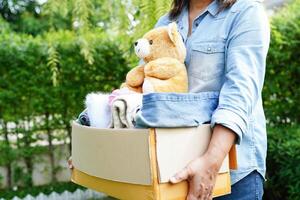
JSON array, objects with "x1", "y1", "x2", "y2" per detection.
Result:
[
  {"x1": 108, "y1": 88, "x2": 137, "y2": 106},
  {"x1": 110, "y1": 93, "x2": 143, "y2": 128},
  {"x1": 135, "y1": 92, "x2": 219, "y2": 128},
  {"x1": 77, "y1": 109, "x2": 90, "y2": 126}
]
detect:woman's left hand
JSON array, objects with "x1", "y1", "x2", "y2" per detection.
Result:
[
  {"x1": 68, "y1": 157, "x2": 74, "y2": 170},
  {"x1": 169, "y1": 153, "x2": 222, "y2": 200}
]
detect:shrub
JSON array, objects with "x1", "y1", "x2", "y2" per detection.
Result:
[
  {"x1": 262, "y1": 1, "x2": 300, "y2": 199},
  {"x1": 0, "y1": 30, "x2": 129, "y2": 123},
  {"x1": 264, "y1": 125, "x2": 300, "y2": 200},
  {"x1": 0, "y1": 30, "x2": 129, "y2": 188},
  {"x1": 263, "y1": 0, "x2": 300, "y2": 126}
]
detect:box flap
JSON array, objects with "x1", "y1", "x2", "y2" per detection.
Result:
[
  {"x1": 72, "y1": 122, "x2": 152, "y2": 185},
  {"x1": 155, "y1": 125, "x2": 229, "y2": 183},
  {"x1": 229, "y1": 145, "x2": 238, "y2": 170}
]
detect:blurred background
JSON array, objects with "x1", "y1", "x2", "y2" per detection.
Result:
[{"x1": 0, "y1": 0, "x2": 299, "y2": 199}]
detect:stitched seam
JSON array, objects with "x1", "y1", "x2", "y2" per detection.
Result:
[
  {"x1": 142, "y1": 93, "x2": 220, "y2": 103},
  {"x1": 255, "y1": 172, "x2": 259, "y2": 200}
]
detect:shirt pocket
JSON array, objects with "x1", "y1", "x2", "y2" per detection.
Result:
[{"x1": 189, "y1": 42, "x2": 225, "y2": 81}]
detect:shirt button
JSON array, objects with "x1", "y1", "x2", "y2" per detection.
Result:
[
  {"x1": 195, "y1": 23, "x2": 199, "y2": 27},
  {"x1": 207, "y1": 47, "x2": 212, "y2": 52}
]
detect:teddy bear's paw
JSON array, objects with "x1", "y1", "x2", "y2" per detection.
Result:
[{"x1": 126, "y1": 65, "x2": 145, "y2": 87}]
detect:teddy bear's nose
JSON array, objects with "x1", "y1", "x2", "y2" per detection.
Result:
[{"x1": 134, "y1": 42, "x2": 138, "y2": 46}]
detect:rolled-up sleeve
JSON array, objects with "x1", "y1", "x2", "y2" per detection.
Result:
[{"x1": 211, "y1": 3, "x2": 270, "y2": 144}]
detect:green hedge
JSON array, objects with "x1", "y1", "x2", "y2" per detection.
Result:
[
  {"x1": 264, "y1": 126, "x2": 300, "y2": 200},
  {"x1": 263, "y1": 0, "x2": 300, "y2": 125},
  {"x1": 0, "y1": 30, "x2": 129, "y2": 121},
  {"x1": 263, "y1": 1, "x2": 300, "y2": 199},
  {"x1": 0, "y1": 30, "x2": 129, "y2": 188}
]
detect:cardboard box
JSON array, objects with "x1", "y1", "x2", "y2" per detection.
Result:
[{"x1": 71, "y1": 122, "x2": 237, "y2": 199}]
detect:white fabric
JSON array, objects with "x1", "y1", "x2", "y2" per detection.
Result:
[{"x1": 85, "y1": 93, "x2": 111, "y2": 128}]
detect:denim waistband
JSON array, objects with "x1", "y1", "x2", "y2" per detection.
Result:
[{"x1": 142, "y1": 92, "x2": 220, "y2": 103}]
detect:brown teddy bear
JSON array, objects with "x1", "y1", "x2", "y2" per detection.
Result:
[
  {"x1": 84, "y1": 23, "x2": 188, "y2": 128},
  {"x1": 122, "y1": 22, "x2": 188, "y2": 93}
]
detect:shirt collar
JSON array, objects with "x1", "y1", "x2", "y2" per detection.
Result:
[
  {"x1": 176, "y1": 7, "x2": 189, "y2": 41},
  {"x1": 207, "y1": 0, "x2": 220, "y2": 17},
  {"x1": 175, "y1": 0, "x2": 219, "y2": 41},
  {"x1": 182, "y1": 0, "x2": 219, "y2": 19}
]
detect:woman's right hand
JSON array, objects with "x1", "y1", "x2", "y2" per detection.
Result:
[{"x1": 68, "y1": 157, "x2": 74, "y2": 170}]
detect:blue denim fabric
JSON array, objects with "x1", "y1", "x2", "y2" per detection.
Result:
[
  {"x1": 147, "y1": 0, "x2": 270, "y2": 185},
  {"x1": 77, "y1": 109, "x2": 90, "y2": 126},
  {"x1": 214, "y1": 170, "x2": 264, "y2": 200},
  {"x1": 135, "y1": 92, "x2": 219, "y2": 128}
]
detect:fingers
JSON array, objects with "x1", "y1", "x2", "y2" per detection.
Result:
[
  {"x1": 187, "y1": 194, "x2": 198, "y2": 200},
  {"x1": 187, "y1": 178, "x2": 214, "y2": 200},
  {"x1": 170, "y1": 165, "x2": 193, "y2": 184},
  {"x1": 170, "y1": 158, "x2": 216, "y2": 200},
  {"x1": 206, "y1": 185, "x2": 214, "y2": 200},
  {"x1": 68, "y1": 157, "x2": 73, "y2": 169},
  {"x1": 207, "y1": 194, "x2": 213, "y2": 200},
  {"x1": 187, "y1": 181, "x2": 204, "y2": 200},
  {"x1": 188, "y1": 175, "x2": 211, "y2": 200},
  {"x1": 199, "y1": 184, "x2": 213, "y2": 200}
]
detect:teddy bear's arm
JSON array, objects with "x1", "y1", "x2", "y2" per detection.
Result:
[
  {"x1": 144, "y1": 57, "x2": 184, "y2": 80},
  {"x1": 125, "y1": 65, "x2": 145, "y2": 87},
  {"x1": 120, "y1": 82, "x2": 143, "y2": 93}
]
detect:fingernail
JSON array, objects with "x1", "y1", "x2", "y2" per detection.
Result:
[{"x1": 169, "y1": 176, "x2": 178, "y2": 183}]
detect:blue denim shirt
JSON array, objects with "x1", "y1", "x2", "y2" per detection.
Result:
[{"x1": 154, "y1": 0, "x2": 270, "y2": 185}]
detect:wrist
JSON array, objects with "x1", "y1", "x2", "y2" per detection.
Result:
[
  {"x1": 201, "y1": 125, "x2": 236, "y2": 170},
  {"x1": 202, "y1": 150, "x2": 224, "y2": 172}
]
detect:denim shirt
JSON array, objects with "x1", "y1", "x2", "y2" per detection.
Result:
[{"x1": 154, "y1": 0, "x2": 270, "y2": 185}]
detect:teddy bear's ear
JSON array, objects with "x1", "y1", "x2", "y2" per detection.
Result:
[
  {"x1": 167, "y1": 22, "x2": 186, "y2": 62},
  {"x1": 168, "y1": 22, "x2": 180, "y2": 45}
]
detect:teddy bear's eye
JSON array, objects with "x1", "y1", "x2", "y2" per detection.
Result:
[{"x1": 149, "y1": 40, "x2": 153, "y2": 45}]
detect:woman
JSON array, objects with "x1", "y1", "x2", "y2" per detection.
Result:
[
  {"x1": 158, "y1": 0, "x2": 270, "y2": 199},
  {"x1": 69, "y1": 0, "x2": 270, "y2": 199}
]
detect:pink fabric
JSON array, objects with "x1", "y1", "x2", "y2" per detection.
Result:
[{"x1": 108, "y1": 88, "x2": 137, "y2": 106}]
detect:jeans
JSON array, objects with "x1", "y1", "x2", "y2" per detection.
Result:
[{"x1": 214, "y1": 171, "x2": 264, "y2": 200}]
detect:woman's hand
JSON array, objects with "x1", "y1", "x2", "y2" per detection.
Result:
[
  {"x1": 68, "y1": 157, "x2": 74, "y2": 170},
  {"x1": 170, "y1": 153, "x2": 221, "y2": 200},
  {"x1": 170, "y1": 125, "x2": 236, "y2": 200}
]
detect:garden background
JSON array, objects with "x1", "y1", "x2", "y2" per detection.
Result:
[{"x1": 0, "y1": 0, "x2": 299, "y2": 199}]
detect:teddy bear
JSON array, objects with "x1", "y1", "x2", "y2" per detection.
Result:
[
  {"x1": 121, "y1": 22, "x2": 188, "y2": 93},
  {"x1": 85, "y1": 22, "x2": 188, "y2": 128}
]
